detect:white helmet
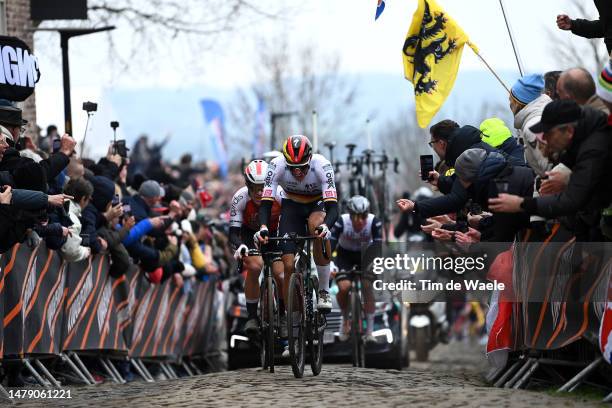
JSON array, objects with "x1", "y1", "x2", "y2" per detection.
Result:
[
  {"x1": 244, "y1": 159, "x2": 267, "y2": 185},
  {"x1": 347, "y1": 195, "x2": 370, "y2": 215}
]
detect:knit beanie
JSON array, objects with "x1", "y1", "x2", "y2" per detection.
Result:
[{"x1": 511, "y1": 74, "x2": 544, "y2": 105}]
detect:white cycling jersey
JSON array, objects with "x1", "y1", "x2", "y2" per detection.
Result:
[
  {"x1": 262, "y1": 154, "x2": 337, "y2": 204},
  {"x1": 334, "y1": 214, "x2": 382, "y2": 252}
]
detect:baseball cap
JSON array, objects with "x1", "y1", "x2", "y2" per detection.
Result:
[
  {"x1": 529, "y1": 100, "x2": 581, "y2": 141},
  {"x1": 139, "y1": 180, "x2": 166, "y2": 198}
]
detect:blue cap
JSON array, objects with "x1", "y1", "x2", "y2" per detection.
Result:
[{"x1": 511, "y1": 74, "x2": 544, "y2": 105}]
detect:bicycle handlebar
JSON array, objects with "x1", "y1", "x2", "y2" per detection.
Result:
[{"x1": 264, "y1": 233, "x2": 329, "y2": 260}]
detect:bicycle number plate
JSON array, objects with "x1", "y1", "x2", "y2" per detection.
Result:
[{"x1": 323, "y1": 330, "x2": 335, "y2": 344}]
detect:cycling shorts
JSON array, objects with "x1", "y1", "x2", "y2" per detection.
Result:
[{"x1": 278, "y1": 198, "x2": 325, "y2": 254}]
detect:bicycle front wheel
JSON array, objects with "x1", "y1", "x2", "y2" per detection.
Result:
[
  {"x1": 351, "y1": 287, "x2": 365, "y2": 368},
  {"x1": 287, "y1": 272, "x2": 305, "y2": 378},
  {"x1": 308, "y1": 278, "x2": 324, "y2": 376}
]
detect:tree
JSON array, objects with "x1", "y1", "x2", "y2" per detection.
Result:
[
  {"x1": 36, "y1": 0, "x2": 288, "y2": 73},
  {"x1": 546, "y1": 0, "x2": 608, "y2": 73},
  {"x1": 229, "y1": 34, "x2": 359, "y2": 157}
]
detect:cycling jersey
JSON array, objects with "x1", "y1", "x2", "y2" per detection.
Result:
[
  {"x1": 230, "y1": 186, "x2": 283, "y2": 231},
  {"x1": 330, "y1": 214, "x2": 382, "y2": 252},
  {"x1": 262, "y1": 154, "x2": 337, "y2": 204}
]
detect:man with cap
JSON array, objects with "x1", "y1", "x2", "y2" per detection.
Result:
[
  {"x1": 509, "y1": 73, "x2": 552, "y2": 178},
  {"x1": 490, "y1": 100, "x2": 611, "y2": 242},
  {"x1": 125, "y1": 179, "x2": 166, "y2": 221}
]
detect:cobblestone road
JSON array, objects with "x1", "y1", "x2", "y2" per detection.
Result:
[{"x1": 10, "y1": 341, "x2": 606, "y2": 407}]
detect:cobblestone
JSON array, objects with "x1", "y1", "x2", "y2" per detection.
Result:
[{"x1": 9, "y1": 342, "x2": 606, "y2": 407}]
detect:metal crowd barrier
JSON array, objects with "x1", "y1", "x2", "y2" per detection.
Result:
[{"x1": 0, "y1": 241, "x2": 218, "y2": 396}]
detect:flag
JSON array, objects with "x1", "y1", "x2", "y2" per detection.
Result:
[
  {"x1": 200, "y1": 99, "x2": 229, "y2": 178},
  {"x1": 375, "y1": 0, "x2": 385, "y2": 20},
  {"x1": 252, "y1": 97, "x2": 267, "y2": 158},
  {"x1": 402, "y1": 0, "x2": 478, "y2": 128},
  {"x1": 600, "y1": 272, "x2": 612, "y2": 364}
]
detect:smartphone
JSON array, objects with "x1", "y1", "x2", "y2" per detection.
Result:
[
  {"x1": 112, "y1": 194, "x2": 120, "y2": 206},
  {"x1": 420, "y1": 155, "x2": 434, "y2": 181},
  {"x1": 63, "y1": 200, "x2": 70, "y2": 214}
]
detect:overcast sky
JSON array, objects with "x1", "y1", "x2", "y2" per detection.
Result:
[{"x1": 33, "y1": 0, "x2": 604, "y2": 143}]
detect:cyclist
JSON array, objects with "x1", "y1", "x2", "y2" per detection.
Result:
[
  {"x1": 256, "y1": 135, "x2": 338, "y2": 314},
  {"x1": 330, "y1": 195, "x2": 382, "y2": 343},
  {"x1": 230, "y1": 159, "x2": 285, "y2": 336}
]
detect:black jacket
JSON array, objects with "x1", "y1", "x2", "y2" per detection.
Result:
[
  {"x1": 522, "y1": 107, "x2": 612, "y2": 241},
  {"x1": 0, "y1": 148, "x2": 69, "y2": 184},
  {"x1": 571, "y1": 0, "x2": 612, "y2": 53},
  {"x1": 82, "y1": 176, "x2": 116, "y2": 253}
]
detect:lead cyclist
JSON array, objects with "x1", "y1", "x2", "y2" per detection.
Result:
[{"x1": 255, "y1": 135, "x2": 339, "y2": 315}]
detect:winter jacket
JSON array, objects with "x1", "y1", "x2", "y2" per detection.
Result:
[
  {"x1": 11, "y1": 189, "x2": 48, "y2": 210},
  {"x1": 513, "y1": 94, "x2": 552, "y2": 177},
  {"x1": 123, "y1": 194, "x2": 152, "y2": 222},
  {"x1": 465, "y1": 152, "x2": 534, "y2": 242},
  {"x1": 570, "y1": 0, "x2": 612, "y2": 54},
  {"x1": 60, "y1": 200, "x2": 91, "y2": 262},
  {"x1": 122, "y1": 218, "x2": 153, "y2": 246},
  {"x1": 97, "y1": 225, "x2": 131, "y2": 278},
  {"x1": 522, "y1": 107, "x2": 612, "y2": 241},
  {"x1": 497, "y1": 137, "x2": 526, "y2": 167}
]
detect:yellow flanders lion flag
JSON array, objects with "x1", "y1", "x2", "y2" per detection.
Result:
[{"x1": 403, "y1": 0, "x2": 478, "y2": 128}]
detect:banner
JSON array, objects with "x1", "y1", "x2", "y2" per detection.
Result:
[
  {"x1": 1, "y1": 243, "x2": 66, "y2": 356},
  {"x1": 0, "y1": 36, "x2": 40, "y2": 102},
  {"x1": 201, "y1": 99, "x2": 229, "y2": 179},
  {"x1": 61, "y1": 254, "x2": 128, "y2": 353},
  {"x1": 513, "y1": 228, "x2": 610, "y2": 351}
]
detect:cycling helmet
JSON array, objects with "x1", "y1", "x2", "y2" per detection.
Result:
[
  {"x1": 282, "y1": 135, "x2": 312, "y2": 167},
  {"x1": 347, "y1": 195, "x2": 370, "y2": 215},
  {"x1": 244, "y1": 159, "x2": 267, "y2": 185}
]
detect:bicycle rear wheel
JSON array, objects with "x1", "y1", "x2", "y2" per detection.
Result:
[
  {"x1": 351, "y1": 287, "x2": 365, "y2": 368},
  {"x1": 287, "y1": 272, "x2": 305, "y2": 378},
  {"x1": 308, "y1": 277, "x2": 324, "y2": 376},
  {"x1": 259, "y1": 273, "x2": 275, "y2": 372}
]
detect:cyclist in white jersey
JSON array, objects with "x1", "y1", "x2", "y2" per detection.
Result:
[
  {"x1": 256, "y1": 135, "x2": 339, "y2": 313},
  {"x1": 330, "y1": 195, "x2": 382, "y2": 343}
]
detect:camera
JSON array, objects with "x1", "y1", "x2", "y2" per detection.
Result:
[
  {"x1": 113, "y1": 140, "x2": 129, "y2": 158},
  {"x1": 109, "y1": 121, "x2": 129, "y2": 158},
  {"x1": 82, "y1": 101, "x2": 98, "y2": 112}
]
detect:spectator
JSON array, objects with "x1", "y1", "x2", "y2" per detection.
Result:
[
  {"x1": 81, "y1": 176, "x2": 115, "y2": 254},
  {"x1": 543, "y1": 70, "x2": 562, "y2": 100},
  {"x1": 479, "y1": 117, "x2": 525, "y2": 165},
  {"x1": 596, "y1": 58, "x2": 612, "y2": 116},
  {"x1": 556, "y1": 1, "x2": 611, "y2": 54},
  {"x1": 509, "y1": 73, "x2": 551, "y2": 177},
  {"x1": 453, "y1": 148, "x2": 533, "y2": 242},
  {"x1": 61, "y1": 178, "x2": 93, "y2": 262},
  {"x1": 489, "y1": 100, "x2": 611, "y2": 241},
  {"x1": 557, "y1": 67, "x2": 610, "y2": 113},
  {"x1": 125, "y1": 179, "x2": 165, "y2": 221}
]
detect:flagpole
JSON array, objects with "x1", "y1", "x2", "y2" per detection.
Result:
[
  {"x1": 470, "y1": 44, "x2": 511, "y2": 94},
  {"x1": 498, "y1": 0, "x2": 525, "y2": 77},
  {"x1": 312, "y1": 110, "x2": 319, "y2": 153}
]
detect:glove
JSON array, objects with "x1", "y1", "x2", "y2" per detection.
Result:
[
  {"x1": 254, "y1": 226, "x2": 269, "y2": 245},
  {"x1": 330, "y1": 261, "x2": 339, "y2": 274},
  {"x1": 316, "y1": 224, "x2": 331, "y2": 239},
  {"x1": 233, "y1": 244, "x2": 249, "y2": 260}
]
